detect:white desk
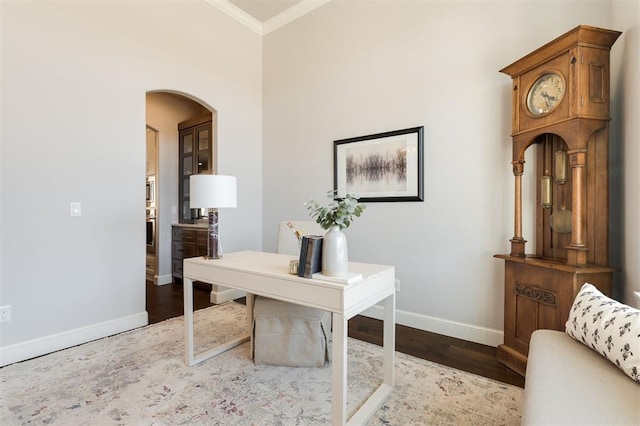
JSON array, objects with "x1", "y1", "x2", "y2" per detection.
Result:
[{"x1": 183, "y1": 250, "x2": 395, "y2": 425}]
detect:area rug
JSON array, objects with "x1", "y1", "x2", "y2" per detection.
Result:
[{"x1": 0, "y1": 302, "x2": 522, "y2": 425}]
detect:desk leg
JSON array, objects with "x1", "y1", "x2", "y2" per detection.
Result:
[
  {"x1": 247, "y1": 293, "x2": 254, "y2": 357},
  {"x1": 332, "y1": 312, "x2": 347, "y2": 425},
  {"x1": 345, "y1": 291, "x2": 395, "y2": 425},
  {"x1": 183, "y1": 276, "x2": 251, "y2": 367},
  {"x1": 383, "y1": 291, "x2": 395, "y2": 387},
  {"x1": 184, "y1": 277, "x2": 195, "y2": 366}
]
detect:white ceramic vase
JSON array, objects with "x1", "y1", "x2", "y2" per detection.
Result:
[{"x1": 322, "y1": 225, "x2": 348, "y2": 277}]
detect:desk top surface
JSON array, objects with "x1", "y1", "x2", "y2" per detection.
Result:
[{"x1": 183, "y1": 250, "x2": 394, "y2": 290}]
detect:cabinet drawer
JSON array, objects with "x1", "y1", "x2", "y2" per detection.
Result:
[
  {"x1": 172, "y1": 226, "x2": 196, "y2": 243},
  {"x1": 172, "y1": 241, "x2": 185, "y2": 259},
  {"x1": 195, "y1": 243, "x2": 208, "y2": 257},
  {"x1": 195, "y1": 229, "x2": 208, "y2": 244},
  {"x1": 172, "y1": 226, "x2": 183, "y2": 240},
  {"x1": 183, "y1": 244, "x2": 197, "y2": 258},
  {"x1": 172, "y1": 259, "x2": 183, "y2": 277},
  {"x1": 174, "y1": 241, "x2": 196, "y2": 259},
  {"x1": 182, "y1": 229, "x2": 196, "y2": 243}
]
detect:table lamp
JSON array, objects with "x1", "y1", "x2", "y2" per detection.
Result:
[{"x1": 189, "y1": 174, "x2": 237, "y2": 259}]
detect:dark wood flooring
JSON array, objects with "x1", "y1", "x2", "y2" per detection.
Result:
[{"x1": 146, "y1": 281, "x2": 525, "y2": 388}]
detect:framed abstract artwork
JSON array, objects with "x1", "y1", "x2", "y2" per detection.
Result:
[{"x1": 334, "y1": 126, "x2": 424, "y2": 202}]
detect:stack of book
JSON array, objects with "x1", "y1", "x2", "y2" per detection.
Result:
[{"x1": 297, "y1": 235, "x2": 323, "y2": 278}]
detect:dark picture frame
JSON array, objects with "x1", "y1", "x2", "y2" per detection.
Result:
[{"x1": 334, "y1": 126, "x2": 424, "y2": 202}]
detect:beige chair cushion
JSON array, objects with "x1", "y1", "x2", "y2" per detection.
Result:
[
  {"x1": 252, "y1": 297, "x2": 331, "y2": 368},
  {"x1": 251, "y1": 221, "x2": 331, "y2": 368}
]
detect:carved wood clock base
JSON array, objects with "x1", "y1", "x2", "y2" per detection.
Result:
[
  {"x1": 496, "y1": 344, "x2": 528, "y2": 377},
  {"x1": 495, "y1": 254, "x2": 617, "y2": 375}
]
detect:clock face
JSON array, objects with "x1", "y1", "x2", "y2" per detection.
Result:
[{"x1": 526, "y1": 72, "x2": 565, "y2": 116}]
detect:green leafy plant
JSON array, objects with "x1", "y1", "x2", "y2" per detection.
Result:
[{"x1": 304, "y1": 191, "x2": 366, "y2": 230}]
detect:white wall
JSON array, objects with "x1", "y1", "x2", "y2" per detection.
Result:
[
  {"x1": 0, "y1": 1, "x2": 262, "y2": 365},
  {"x1": 262, "y1": 0, "x2": 632, "y2": 345},
  {"x1": 612, "y1": 0, "x2": 640, "y2": 305}
]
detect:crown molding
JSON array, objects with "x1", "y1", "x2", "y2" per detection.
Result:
[
  {"x1": 204, "y1": 0, "x2": 332, "y2": 36},
  {"x1": 263, "y1": 0, "x2": 332, "y2": 35},
  {"x1": 203, "y1": 0, "x2": 264, "y2": 35}
]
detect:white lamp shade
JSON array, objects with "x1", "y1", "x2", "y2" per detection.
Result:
[{"x1": 190, "y1": 175, "x2": 237, "y2": 209}]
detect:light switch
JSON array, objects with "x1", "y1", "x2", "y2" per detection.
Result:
[
  {"x1": 70, "y1": 202, "x2": 82, "y2": 217},
  {"x1": 171, "y1": 206, "x2": 177, "y2": 215}
]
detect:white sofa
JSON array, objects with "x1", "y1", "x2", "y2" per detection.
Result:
[{"x1": 521, "y1": 329, "x2": 640, "y2": 425}]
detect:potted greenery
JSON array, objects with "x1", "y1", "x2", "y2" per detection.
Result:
[{"x1": 304, "y1": 191, "x2": 366, "y2": 277}]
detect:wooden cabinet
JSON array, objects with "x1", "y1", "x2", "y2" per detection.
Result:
[
  {"x1": 146, "y1": 253, "x2": 156, "y2": 283},
  {"x1": 178, "y1": 113, "x2": 213, "y2": 224},
  {"x1": 146, "y1": 127, "x2": 157, "y2": 176},
  {"x1": 495, "y1": 255, "x2": 615, "y2": 374},
  {"x1": 172, "y1": 225, "x2": 208, "y2": 281}
]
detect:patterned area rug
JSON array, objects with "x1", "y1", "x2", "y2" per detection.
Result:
[{"x1": 0, "y1": 302, "x2": 522, "y2": 425}]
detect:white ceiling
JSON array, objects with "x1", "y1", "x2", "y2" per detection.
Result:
[{"x1": 205, "y1": 0, "x2": 331, "y2": 35}]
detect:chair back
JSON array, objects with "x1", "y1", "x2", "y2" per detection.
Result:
[{"x1": 276, "y1": 221, "x2": 324, "y2": 255}]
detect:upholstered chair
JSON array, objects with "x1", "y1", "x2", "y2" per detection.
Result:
[{"x1": 251, "y1": 221, "x2": 332, "y2": 367}]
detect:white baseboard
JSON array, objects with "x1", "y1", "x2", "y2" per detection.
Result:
[
  {"x1": 0, "y1": 311, "x2": 148, "y2": 367},
  {"x1": 155, "y1": 274, "x2": 173, "y2": 286},
  {"x1": 210, "y1": 287, "x2": 246, "y2": 304},
  {"x1": 360, "y1": 305, "x2": 504, "y2": 347}
]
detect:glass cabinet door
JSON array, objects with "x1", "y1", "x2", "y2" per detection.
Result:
[
  {"x1": 195, "y1": 124, "x2": 210, "y2": 174},
  {"x1": 178, "y1": 119, "x2": 213, "y2": 224},
  {"x1": 182, "y1": 131, "x2": 194, "y2": 175},
  {"x1": 179, "y1": 128, "x2": 195, "y2": 222}
]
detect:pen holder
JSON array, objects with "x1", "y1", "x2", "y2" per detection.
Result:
[{"x1": 289, "y1": 259, "x2": 299, "y2": 275}]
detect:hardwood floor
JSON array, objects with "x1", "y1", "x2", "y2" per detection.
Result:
[
  {"x1": 146, "y1": 280, "x2": 216, "y2": 324},
  {"x1": 146, "y1": 280, "x2": 525, "y2": 388}
]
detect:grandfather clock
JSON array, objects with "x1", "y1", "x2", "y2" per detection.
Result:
[{"x1": 495, "y1": 25, "x2": 621, "y2": 376}]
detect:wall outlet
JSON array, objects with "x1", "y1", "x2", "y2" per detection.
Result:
[
  {"x1": 395, "y1": 279, "x2": 400, "y2": 292},
  {"x1": 69, "y1": 202, "x2": 82, "y2": 217},
  {"x1": 0, "y1": 305, "x2": 11, "y2": 322}
]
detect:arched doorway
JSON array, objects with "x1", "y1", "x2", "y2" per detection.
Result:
[{"x1": 145, "y1": 91, "x2": 217, "y2": 322}]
